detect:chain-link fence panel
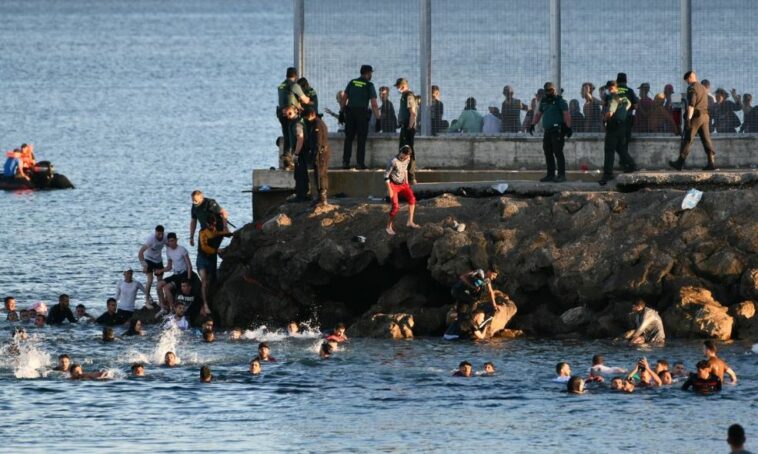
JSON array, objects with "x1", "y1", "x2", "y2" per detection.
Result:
[
  {"x1": 693, "y1": 0, "x2": 756, "y2": 133},
  {"x1": 303, "y1": 0, "x2": 419, "y2": 133}
]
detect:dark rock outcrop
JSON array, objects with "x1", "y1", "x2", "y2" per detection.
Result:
[{"x1": 214, "y1": 188, "x2": 758, "y2": 339}]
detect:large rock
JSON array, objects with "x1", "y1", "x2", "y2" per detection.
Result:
[
  {"x1": 740, "y1": 268, "x2": 758, "y2": 300},
  {"x1": 482, "y1": 293, "x2": 518, "y2": 336},
  {"x1": 729, "y1": 300, "x2": 758, "y2": 340},
  {"x1": 347, "y1": 313, "x2": 414, "y2": 339},
  {"x1": 663, "y1": 286, "x2": 734, "y2": 340},
  {"x1": 261, "y1": 213, "x2": 291, "y2": 234}
]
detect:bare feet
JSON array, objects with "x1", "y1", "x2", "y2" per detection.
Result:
[
  {"x1": 386, "y1": 226, "x2": 396, "y2": 235},
  {"x1": 407, "y1": 222, "x2": 421, "y2": 229}
]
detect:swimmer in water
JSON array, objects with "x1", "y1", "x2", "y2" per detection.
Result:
[
  {"x1": 482, "y1": 362, "x2": 496, "y2": 376},
  {"x1": 12, "y1": 327, "x2": 28, "y2": 341},
  {"x1": 163, "y1": 301, "x2": 189, "y2": 330},
  {"x1": 627, "y1": 358, "x2": 661, "y2": 387},
  {"x1": 229, "y1": 328, "x2": 242, "y2": 340},
  {"x1": 102, "y1": 327, "x2": 116, "y2": 342},
  {"x1": 201, "y1": 318, "x2": 214, "y2": 333},
  {"x1": 200, "y1": 365, "x2": 212, "y2": 383},
  {"x1": 75, "y1": 304, "x2": 94, "y2": 322},
  {"x1": 319, "y1": 340, "x2": 338, "y2": 358},
  {"x1": 4, "y1": 296, "x2": 19, "y2": 321},
  {"x1": 164, "y1": 351, "x2": 178, "y2": 368},
  {"x1": 286, "y1": 321, "x2": 300, "y2": 336},
  {"x1": 589, "y1": 354, "x2": 626, "y2": 376},
  {"x1": 659, "y1": 370, "x2": 673, "y2": 385},
  {"x1": 255, "y1": 342, "x2": 276, "y2": 362},
  {"x1": 553, "y1": 362, "x2": 571, "y2": 383},
  {"x1": 69, "y1": 364, "x2": 107, "y2": 380},
  {"x1": 610, "y1": 377, "x2": 635, "y2": 393},
  {"x1": 681, "y1": 360, "x2": 722, "y2": 394},
  {"x1": 325, "y1": 323, "x2": 348, "y2": 343},
  {"x1": 453, "y1": 361, "x2": 473, "y2": 377},
  {"x1": 34, "y1": 313, "x2": 47, "y2": 328},
  {"x1": 654, "y1": 359, "x2": 669, "y2": 374},
  {"x1": 671, "y1": 361, "x2": 688, "y2": 378},
  {"x1": 53, "y1": 354, "x2": 71, "y2": 372},
  {"x1": 567, "y1": 376, "x2": 585, "y2": 394},
  {"x1": 131, "y1": 363, "x2": 145, "y2": 377},
  {"x1": 203, "y1": 329, "x2": 215, "y2": 343},
  {"x1": 123, "y1": 319, "x2": 145, "y2": 336},
  {"x1": 249, "y1": 359, "x2": 262, "y2": 375}
]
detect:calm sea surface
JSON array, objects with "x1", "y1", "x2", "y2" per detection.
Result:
[{"x1": 1, "y1": 1, "x2": 756, "y2": 452}]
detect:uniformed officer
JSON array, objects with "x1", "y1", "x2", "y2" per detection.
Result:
[
  {"x1": 615, "y1": 72, "x2": 639, "y2": 153},
  {"x1": 669, "y1": 70, "x2": 717, "y2": 171},
  {"x1": 342, "y1": 65, "x2": 382, "y2": 169},
  {"x1": 395, "y1": 78, "x2": 418, "y2": 184},
  {"x1": 297, "y1": 77, "x2": 318, "y2": 114},
  {"x1": 529, "y1": 82, "x2": 572, "y2": 182},
  {"x1": 599, "y1": 80, "x2": 637, "y2": 185},
  {"x1": 283, "y1": 105, "x2": 309, "y2": 202},
  {"x1": 277, "y1": 68, "x2": 310, "y2": 160},
  {"x1": 303, "y1": 106, "x2": 330, "y2": 206}
]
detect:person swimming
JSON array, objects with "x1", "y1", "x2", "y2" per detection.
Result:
[
  {"x1": 249, "y1": 359, "x2": 262, "y2": 375},
  {"x1": 482, "y1": 362, "x2": 496, "y2": 376},
  {"x1": 319, "y1": 340, "x2": 338, "y2": 359},
  {"x1": 286, "y1": 321, "x2": 300, "y2": 336},
  {"x1": 53, "y1": 354, "x2": 71, "y2": 372},
  {"x1": 453, "y1": 361, "x2": 473, "y2": 377},
  {"x1": 131, "y1": 363, "x2": 145, "y2": 377},
  {"x1": 627, "y1": 358, "x2": 662, "y2": 387},
  {"x1": 203, "y1": 329, "x2": 215, "y2": 343},
  {"x1": 553, "y1": 362, "x2": 571, "y2": 383},
  {"x1": 254, "y1": 342, "x2": 276, "y2": 362},
  {"x1": 589, "y1": 354, "x2": 626, "y2": 376},
  {"x1": 567, "y1": 376, "x2": 585, "y2": 394},
  {"x1": 200, "y1": 365, "x2": 212, "y2": 383},
  {"x1": 681, "y1": 360, "x2": 721, "y2": 395},
  {"x1": 102, "y1": 327, "x2": 116, "y2": 342},
  {"x1": 610, "y1": 377, "x2": 635, "y2": 393},
  {"x1": 69, "y1": 364, "x2": 107, "y2": 380},
  {"x1": 659, "y1": 370, "x2": 673, "y2": 385},
  {"x1": 164, "y1": 351, "x2": 178, "y2": 368},
  {"x1": 325, "y1": 323, "x2": 348, "y2": 343},
  {"x1": 228, "y1": 328, "x2": 242, "y2": 340},
  {"x1": 123, "y1": 319, "x2": 145, "y2": 336}
]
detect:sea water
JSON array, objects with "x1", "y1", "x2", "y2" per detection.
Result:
[{"x1": 1, "y1": 1, "x2": 756, "y2": 452}]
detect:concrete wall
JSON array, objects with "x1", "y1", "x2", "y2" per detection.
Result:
[{"x1": 327, "y1": 133, "x2": 758, "y2": 170}]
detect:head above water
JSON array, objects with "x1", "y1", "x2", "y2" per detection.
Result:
[
  {"x1": 249, "y1": 359, "x2": 262, "y2": 374},
  {"x1": 567, "y1": 376, "x2": 585, "y2": 394},
  {"x1": 483, "y1": 362, "x2": 496, "y2": 375},
  {"x1": 556, "y1": 362, "x2": 570, "y2": 376},
  {"x1": 458, "y1": 361, "x2": 473, "y2": 377},
  {"x1": 695, "y1": 360, "x2": 711, "y2": 378},
  {"x1": 165, "y1": 351, "x2": 178, "y2": 367},
  {"x1": 102, "y1": 327, "x2": 115, "y2": 342},
  {"x1": 200, "y1": 365, "x2": 212, "y2": 383},
  {"x1": 59, "y1": 294, "x2": 70, "y2": 307},
  {"x1": 191, "y1": 190, "x2": 204, "y2": 206},
  {"x1": 203, "y1": 329, "x2": 215, "y2": 343},
  {"x1": 4, "y1": 296, "x2": 16, "y2": 311},
  {"x1": 106, "y1": 298, "x2": 117, "y2": 313},
  {"x1": 592, "y1": 355, "x2": 604, "y2": 366},
  {"x1": 131, "y1": 363, "x2": 145, "y2": 376}
]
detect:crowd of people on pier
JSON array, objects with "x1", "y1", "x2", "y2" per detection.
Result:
[{"x1": 275, "y1": 65, "x2": 753, "y2": 194}]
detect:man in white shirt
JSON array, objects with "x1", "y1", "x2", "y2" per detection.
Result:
[
  {"x1": 553, "y1": 361, "x2": 572, "y2": 383},
  {"x1": 156, "y1": 232, "x2": 193, "y2": 314},
  {"x1": 138, "y1": 225, "x2": 166, "y2": 309},
  {"x1": 114, "y1": 268, "x2": 147, "y2": 315},
  {"x1": 482, "y1": 101, "x2": 502, "y2": 134}
]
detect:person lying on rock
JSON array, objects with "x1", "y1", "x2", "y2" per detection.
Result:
[
  {"x1": 384, "y1": 145, "x2": 420, "y2": 236},
  {"x1": 624, "y1": 299, "x2": 665, "y2": 345},
  {"x1": 453, "y1": 361, "x2": 473, "y2": 377},
  {"x1": 451, "y1": 269, "x2": 503, "y2": 315}
]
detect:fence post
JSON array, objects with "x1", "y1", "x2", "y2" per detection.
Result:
[
  {"x1": 549, "y1": 0, "x2": 561, "y2": 92},
  {"x1": 420, "y1": 0, "x2": 432, "y2": 136},
  {"x1": 293, "y1": 0, "x2": 305, "y2": 75},
  {"x1": 680, "y1": 0, "x2": 692, "y2": 94}
]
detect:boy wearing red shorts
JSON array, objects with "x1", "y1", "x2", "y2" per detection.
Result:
[{"x1": 384, "y1": 145, "x2": 420, "y2": 235}]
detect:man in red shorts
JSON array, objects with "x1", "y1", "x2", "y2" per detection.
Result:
[{"x1": 384, "y1": 145, "x2": 420, "y2": 235}]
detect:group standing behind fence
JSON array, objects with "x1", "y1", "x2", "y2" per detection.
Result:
[{"x1": 276, "y1": 65, "x2": 756, "y2": 199}]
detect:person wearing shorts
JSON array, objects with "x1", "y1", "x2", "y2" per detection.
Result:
[
  {"x1": 138, "y1": 225, "x2": 166, "y2": 308},
  {"x1": 156, "y1": 232, "x2": 193, "y2": 314},
  {"x1": 384, "y1": 145, "x2": 420, "y2": 235}
]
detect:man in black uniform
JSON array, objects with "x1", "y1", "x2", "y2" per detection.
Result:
[
  {"x1": 615, "y1": 72, "x2": 639, "y2": 150},
  {"x1": 342, "y1": 65, "x2": 382, "y2": 169},
  {"x1": 600, "y1": 80, "x2": 636, "y2": 185},
  {"x1": 529, "y1": 82, "x2": 572, "y2": 183},
  {"x1": 304, "y1": 106, "x2": 330, "y2": 206},
  {"x1": 395, "y1": 78, "x2": 418, "y2": 184},
  {"x1": 669, "y1": 71, "x2": 717, "y2": 171},
  {"x1": 277, "y1": 68, "x2": 310, "y2": 168},
  {"x1": 284, "y1": 105, "x2": 310, "y2": 202}
]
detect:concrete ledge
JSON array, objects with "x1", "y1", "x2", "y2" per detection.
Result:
[
  {"x1": 327, "y1": 133, "x2": 758, "y2": 170},
  {"x1": 616, "y1": 170, "x2": 758, "y2": 190}
]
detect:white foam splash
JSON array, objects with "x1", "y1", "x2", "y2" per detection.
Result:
[
  {"x1": 242, "y1": 321, "x2": 322, "y2": 342},
  {"x1": 8, "y1": 336, "x2": 52, "y2": 379},
  {"x1": 752, "y1": 343, "x2": 758, "y2": 354},
  {"x1": 151, "y1": 326, "x2": 183, "y2": 365}
]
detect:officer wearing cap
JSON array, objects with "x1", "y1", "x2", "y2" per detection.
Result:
[
  {"x1": 303, "y1": 105, "x2": 330, "y2": 206},
  {"x1": 283, "y1": 104, "x2": 310, "y2": 202},
  {"x1": 277, "y1": 67, "x2": 311, "y2": 159},
  {"x1": 669, "y1": 70, "x2": 717, "y2": 171},
  {"x1": 342, "y1": 65, "x2": 382, "y2": 169},
  {"x1": 395, "y1": 78, "x2": 418, "y2": 184},
  {"x1": 529, "y1": 82, "x2": 572, "y2": 182},
  {"x1": 615, "y1": 72, "x2": 639, "y2": 150},
  {"x1": 599, "y1": 80, "x2": 636, "y2": 185}
]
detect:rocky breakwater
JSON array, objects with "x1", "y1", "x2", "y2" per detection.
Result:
[{"x1": 214, "y1": 187, "x2": 758, "y2": 340}]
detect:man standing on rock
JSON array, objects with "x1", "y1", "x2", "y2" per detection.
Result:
[
  {"x1": 624, "y1": 299, "x2": 665, "y2": 345},
  {"x1": 529, "y1": 82, "x2": 572, "y2": 183},
  {"x1": 395, "y1": 78, "x2": 418, "y2": 184},
  {"x1": 342, "y1": 65, "x2": 381, "y2": 169},
  {"x1": 190, "y1": 190, "x2": 229, "y2": 246},
  {"x1": 384, "y1": 145, "x2": 420, "y2": 235},
  {"x1": 669, "y1": 70, "x2": 717, "y2": 171},
  {"x1": 303, "y1": 105, "x2": 330, "y2": 207}
]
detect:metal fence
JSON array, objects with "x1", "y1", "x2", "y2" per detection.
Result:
[{"x1": 295, "y1": 0, "x2": 758, "y2": 135}]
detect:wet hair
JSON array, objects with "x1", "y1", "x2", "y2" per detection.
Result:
[
  {"x1": 59, "y1": 354, "x2": 70, "y2": 360},
  {"x1": 632, "y1": 299, "x2": 646, "y2": 308},
  {"x1": 36, "y1": 314, "x2": 46, "y2": 322},
  {"x1": 250, "y1": 358, "x2": 261, "y2": 366},
  {"x1": 200, "y1": 365, "x2": 212, "y2": 381},
  {"x1": 166, "y1": 232, "x2": 177, "y2": 240},
  {"x1": 592, "y1": 355, "x2": 603, "y2": 366},
  {"x1": 203, "y1": 329, "x2": 215, "y2": 342},
  {"x1": 258, "y1": 342, "x2": 269, "y2": 350},
  {"x1": 4, "y1": 296, "x2": 13, "y2": 305},
  {"x1": 320, "y1": 341, "x2": 334, "y2": 355},
  {"x1": 658, "y1": 370, "x2": 672, "y2": 381},
  {"x1": 76, "y1": 304, "x2": 86, "y2": 310},
  {"x1": 124, "y1": 319, "x2": 141, "y2": 336},
  {"x1": 59, "y1": 294, "x2": 69, "y2": 302},
  {"x1": 286, "y1": 67, "x2": 297, "y2": 78},
  {"x1": 155, "y1": 225, "x2": 164, "y2": 232},
  {"x1": 728, "y1": 424, "x2": 746, "y2": 446},
  {"x1": 465, "y1": 97, "x2": 477, "y2": 110},
  {"x1": 296, "y1": 77, "x2": 310, "y2": 90},
  {"x1": 458, "y1": 361, "x2": 472, "y2": 369},
  {"x1": 131, "y1": 363, "x2": 144, "y2": 372},
  {"x1": 102, "y1": 327, "x2": 115, "y2": 341},
  {"x1": 483, "y1": 362, "x2": 495, "y2": 370},
  {"x1": 555, "y1": 362, "x2": 568, "y2": 375},
  {"x1": 703, "y1": 340, "x2": 717, "y2": 353},
  {"x1": 656, "y1": 359, "x2": 669, "y2": 368},
  {"x1": 106, "y1": 298, "x2": 117, "y2": 305},
  {"x1": 335, "y1": 322, "x2": 346, "y2": 331},
  {"x1": 70, "y1": 363, "x2": 82, "y2": 372},
  {"x1": 567, "y1": 376, "x2": 584, "y2": 394},
  {"x1": 432, "y1": 85, "x2": 440, "y2": 92},
  {"x1": 695, "y1": 360, "x2": 711, "y2": 371}
]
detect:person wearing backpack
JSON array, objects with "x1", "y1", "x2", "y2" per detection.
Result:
[{"x1": 599, "y1": 80, "x2": 637, "y2": 185}]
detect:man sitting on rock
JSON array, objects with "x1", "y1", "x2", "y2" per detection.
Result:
[{"x1": 624, "y1": 299, "x2": 665, "y2": 345}]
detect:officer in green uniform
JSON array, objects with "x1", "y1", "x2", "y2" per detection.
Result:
[
  {"x1": 342, "y1": 65, "x2": 382, "y2": 169},
  {"x1": 615, "y1": 72, "x2": 639, "y2": 157},
  {"x1": 304, "y1": 106, "x2": 330, "y2": 206},
  {"x1": 283, "y1": 105, "x2": 310, "y2": 202},
  {"x1": 277, "y1": 67, "x2": 310, "y2": 163},
  {"x1": 298, "y1": 77, "x2": 318, "y2": 114},
  {"x1": 529, "y1": 82, "x2": 572, "y2": 182},
  {"x1": 599, "y1": 80, "x2": 636, "y2": 185},
  {"x1": 395, "y1": 78, "x2": 418, "y2": 183},
  {"x1": 669, "y1": 70, "x2": 717, "y2": 171}
]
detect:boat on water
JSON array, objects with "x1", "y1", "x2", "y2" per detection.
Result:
[{"x1": 0, "y1": 161, "x2": 74, "y2": 190}]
